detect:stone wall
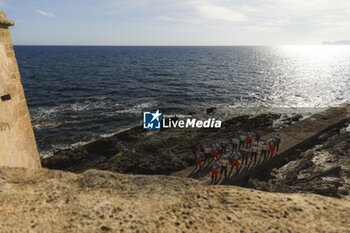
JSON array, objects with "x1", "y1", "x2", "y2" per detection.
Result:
[{"x1": 0, "y1": 11, "x2": 41, "y2": 168}]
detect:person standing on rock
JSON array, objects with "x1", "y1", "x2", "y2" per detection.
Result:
[
  {"x1": 240, "y1": 146, "x2": 245, "y2": 166},
  {"x1": 239, "y1": 132, "x2": 246, "y2": 150},
  {"x1": 261, "y1": 140, "x2": 268, "y2": 161},
  {"x1": 242, "y1": 146, "x2": 249, "y2": 168},
  {"x1": 212, "y1": 142, "x2": 219, "y2": 160},
  {"x1": 210, "y1": 157, "x2": 220, "y2": 184},
  {"x1": 255, "y1": 130, "x2": 262, "y2": 143},
  {"x1": 267, "y1": 138, "x2": 276, "y2": 158},
  {"x1": 247, "y1": 145, "x2": 253, "y2": 167},
  {"x1": 195, "y1": 149, "x2": 203, "y2": 169},
  {"x1": 231, "y1": 135, "x2": 240, "y2": 153},
  {"x1": 274, "y1": 133, "x2": 281, "y2": 152},
  {"x1": 204, "y1": 144, "x2": 211, "y2": 164},
  {"x1": 251, "y1": 142, "x2": 259, "y2": 165},
  {"x1": 219, "y1": 154, "x2": 230, "y2": 180},
  {"x1": 230, "y1": 151, "x2": 240, "y2": 173},
  {"x1": 220, "y1": 140, "x2": 227, "y2": 156},
  {"x1": 247, "y1": 131, "x2": 254, "y2": 148}
]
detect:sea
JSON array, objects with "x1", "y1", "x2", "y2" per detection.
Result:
[{"x1": 14, "y1": 45, "x2": 350, "y2": 157}]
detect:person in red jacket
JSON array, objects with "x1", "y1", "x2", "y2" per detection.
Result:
[
  {"x1": 210, "y1": 157, "x2": 220, "y2": 184},
  {"x1": 267, "y1": 138, "x2": 276, "y2": 158},
  {"x1": 230, "y1": 151, "x2": 240, "y2": 173},
  {"x1": 195, "y1": 148, "x2": 203, "y2": 169},
  {"x1": 246, "y1": 131, "x2": 254, "y2": 148},
  {"x1": 212, "y1": 142, "x2": 219, "y2": 159}
]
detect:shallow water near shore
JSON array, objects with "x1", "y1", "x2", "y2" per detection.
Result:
[{"x1": 14, "y1": 45, "x2": 350, "y2": 156}]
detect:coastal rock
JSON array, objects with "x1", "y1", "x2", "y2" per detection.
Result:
[
  {"x1": 205, "y1": 107, "x2": 217, "y2": 114},
  {"x1": 248, "y1": 131, "x2": 350, "y2": 198},
  {"x1": 273, "y1": 113, "x2": 303, "y2": 128},
  {"x1": 0, "y1": 167, "x2": 349, "y2": 232}
]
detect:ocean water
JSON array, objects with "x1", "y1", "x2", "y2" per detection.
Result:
[{"x1": 14, "y1": 45, "x2": 350, "y2": 157}]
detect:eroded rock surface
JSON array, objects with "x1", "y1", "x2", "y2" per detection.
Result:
[
  {"x1": 0, "y1": 167, "x2": 349, "y2": 232},
  {"x1": 248, "y1": 131, "x2": 350, "y2": 198}
]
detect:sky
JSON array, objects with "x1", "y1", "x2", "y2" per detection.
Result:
[{"x1": 1, "y1": 0, "x2": 350, "y2": 45}]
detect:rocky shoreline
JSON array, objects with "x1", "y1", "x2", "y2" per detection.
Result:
[
  {"x1": 42, "y1": 112, "x2": 300, "y2": 174},
  {"x1": 42, "y1": 102, "x2": 350, "y2": 199}
]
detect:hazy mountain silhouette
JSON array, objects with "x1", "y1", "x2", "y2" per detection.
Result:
[{"x1": 323, "y1": 40, "x2": 350, "y2": 45}]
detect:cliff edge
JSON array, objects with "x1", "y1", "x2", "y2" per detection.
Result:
[{"x1": 0, "y1": 167, "x2": 349, "y2": 232}]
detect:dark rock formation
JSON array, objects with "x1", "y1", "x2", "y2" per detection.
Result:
[
  {"x1": 205, "y1": 107, "x2": 217, "y2": 114},
  {"x1": 247, "y1": 130, "x2": 350, "y2": 198}
]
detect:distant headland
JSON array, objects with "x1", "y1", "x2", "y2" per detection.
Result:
[{"x1": 323, "y1": 40, "x2": 350, "y2": 45}]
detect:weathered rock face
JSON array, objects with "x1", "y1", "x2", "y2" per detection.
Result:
[
  {"x1": 0, "y1": 11, "x2": 41, "y2": 168},
  {"x1": 0, "y1": 167, "x2": 349, "y2": 232},
  {"x1": 248, "y1": 129, "x2": 350, "y2": 198}
]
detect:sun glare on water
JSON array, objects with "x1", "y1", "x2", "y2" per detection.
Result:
[
  {"x1": 265, "y1": 45, "x2": 350, "y2": 109},
  {"x1": 280, "y1": 45, "x2": 349, "y2": 59}
]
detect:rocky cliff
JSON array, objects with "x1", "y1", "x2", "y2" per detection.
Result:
[{"x1": 248, "y1": 130, "x2": 350, "y2": 198}]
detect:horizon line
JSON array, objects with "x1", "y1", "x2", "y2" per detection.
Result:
[{"x1": 13, "y1": 44, "x2": 330, "y2": 47}]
